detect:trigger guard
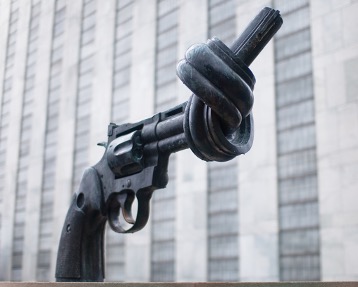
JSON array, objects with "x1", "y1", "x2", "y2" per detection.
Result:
[{"x1": 107, "y1": 191, "x2": 152, "y2": 234}]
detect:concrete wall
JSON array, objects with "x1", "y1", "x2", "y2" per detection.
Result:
[
  {"x1": 175, "y1": 0, "x2": 208, "y2": 281},
  {"x1": 22, "y1": 0, "x2": 55, "y2": 280},
  {"x1": 50, "y1": 0, "x2": 83, "y2": 278},
  {"x1": 311, "y1": 0, "x2": 358, "y2": 280},
  {"x1": 125, "y1": 0, "x2": 156, "y2": 281},
  {"x1": 236, "y1": 0, "x2": 279, "y2": 282}
]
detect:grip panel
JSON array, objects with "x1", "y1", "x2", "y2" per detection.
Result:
[{"x1": 55, "y1": 168, "x2": 107, "y2": 282}]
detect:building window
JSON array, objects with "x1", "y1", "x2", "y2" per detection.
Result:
[
  {"x1": 0, "y1": 0, "x2": 19, "y2": 264},
  {"x1": 36, "y1": 0, "x2": 66, "y2": 281},
  {"x1": 105, "y1": 0, "x2": 135, "y2": 281},
  {"x1": 111, "y1": 0, "x2": 134, "y2": 124},
  {"x1": 12, "y1": 0, "x2": 41, "y2": 281},
  {"x1": 274, "y1": 0, "x2": 321, "y2": 281},
  {"x1": 207, "y1": 0, "x2": 239, "y2": 282},
  {"x1": 72, "y1": 0, "x2": 96, "y2": 194},
  {"x1": 151, "y1": 0, "x2": 179, "y2": 281},
  {"x1": 207, "y1": 160, "x2": 239, "y2": 281}
]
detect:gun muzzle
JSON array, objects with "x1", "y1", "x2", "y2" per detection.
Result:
[{"x1": 176, "y1": 7, "x2": 282, "y2": 161}]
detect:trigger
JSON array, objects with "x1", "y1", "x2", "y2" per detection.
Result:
[{"x1": 117, "y1": 193, "x2": 135, "y2": 224}]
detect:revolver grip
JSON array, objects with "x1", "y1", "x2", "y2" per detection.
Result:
[{"x1": 56, "y1": 168, "x2": 107, "y2": 282}]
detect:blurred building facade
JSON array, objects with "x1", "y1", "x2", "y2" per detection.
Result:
[{"x1": 0, "y1": 0, "x2": 358, "y2": 282}]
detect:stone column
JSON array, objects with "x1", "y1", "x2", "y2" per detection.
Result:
[
  {"x1": 175, "y1": 0, "x2": 209, "y2": 281},
  {"x1": 22, "y1": 0, "x2": 55, "y2": 281},
  {"x1": 89, "y1": 0, "x2": 115, "y2": 165},
  {"x1": 0, "y1": 0, "x2": 10, "y2": 280},
  {"x1": 129, "y1": 0, "x2": 156, "y2": 123},
  {"x1": 50, "y1": 0, "x2": 83, "y2": 279},
  {"x1": 310, "y1": 0, "x2": 358, "y2": 280},
  {"x1": 124, "y1": 0, "x2": 157, "y2": 281},
  {"x1": 0, "y1": 0, "x2": 9, "y2": 111},
  {"x1": 0, "y1": 1, "x2": 31, "y2": 280},
  {"x1": 236, "y1": 0, "x2": 279, "y2": 281}
]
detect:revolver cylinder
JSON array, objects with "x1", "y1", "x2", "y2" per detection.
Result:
[{"x1": 107, "y1": 130, "x2": 144, "y2": 178}]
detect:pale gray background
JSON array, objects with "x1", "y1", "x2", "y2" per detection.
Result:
[{"x1": 0, "y1": 0, "x2": 357, "y2": 283}]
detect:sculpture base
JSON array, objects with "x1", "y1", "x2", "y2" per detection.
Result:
[{"x1": 0, "y1": 282, "x2": 356, "y2": 287}]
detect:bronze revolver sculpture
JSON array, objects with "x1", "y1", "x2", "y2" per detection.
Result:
[{"x1": 55, "y1": 7, "x2": 282, "y2": 282}]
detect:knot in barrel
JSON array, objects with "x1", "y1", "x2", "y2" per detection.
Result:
[{"x1": 177, "y1": 38, "x2": 255, "y2": 162}]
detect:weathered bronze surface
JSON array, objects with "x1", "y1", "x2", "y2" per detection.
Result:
[{"x1": 55, "y1": 7, "x2": 282, "y2": 282}]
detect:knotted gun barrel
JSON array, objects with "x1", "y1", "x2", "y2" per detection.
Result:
[
  {"x1": 178, "y1": 7, "x2": 282, "y2": 161},
  {"x1": 56, "y1": 7, "x2": 282, "y2": 282}
]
